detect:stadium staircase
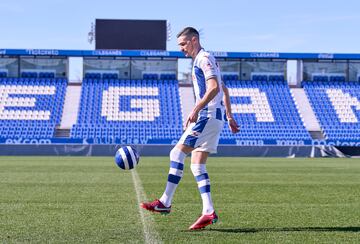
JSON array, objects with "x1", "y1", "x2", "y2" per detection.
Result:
[
  {"x1": 178, "y1": 84, "x2": 195, "y2": 120},
  {"x1": 290, "y1": 88, "x2": 324, "y2": 139},
  {"x1": 59, "y1": 84, "x2": 82, "y2": 129},
  {"x1": 54, "y1": 128, "x2": 70, "y2": 138}
]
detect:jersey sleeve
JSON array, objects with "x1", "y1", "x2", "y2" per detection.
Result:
[{"x1": 199, "y1": 55, "x2": 218, "y2": 81}]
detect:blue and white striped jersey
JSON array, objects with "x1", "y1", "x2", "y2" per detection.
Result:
[{"x1": 192, "y1": 49, "x2": 224, "y2": 117}]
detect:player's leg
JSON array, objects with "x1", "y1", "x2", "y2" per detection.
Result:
[
  {"x1": 141, "y1": 144, "x2": 193, "y2": 214},
  {"x1": 158, "y1": 144, "x2": 193, "y2": 207},
  {"x1": 141, "y1": 116, "x2": 214, "y2": 215},
  {"x1": 187, "y1": 117, "x2": 224, "y2": 229},
  {"x1": 188, "y1": 151, "x2": 218, "y2": 230},
  {"x1": 190, "y1": 151, "x2": 214, "y2": 215}
]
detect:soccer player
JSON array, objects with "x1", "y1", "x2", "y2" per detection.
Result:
[{"x1": 141, "y1": 27, "x2": 239, "y2": 230}]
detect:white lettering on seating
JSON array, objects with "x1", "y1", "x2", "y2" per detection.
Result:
[
  {"x1": 0, "y1": 85, "x2": 55, "y2": 120},
  {"x1": 229, "y1": 88, "x2": 274, "y2": 122},
  {"x1": 326, "y1": 89, "x2": 360, "y2": 123},
  {"x1": 102, "y1": 87, "x2": 160, "y2": 121}
]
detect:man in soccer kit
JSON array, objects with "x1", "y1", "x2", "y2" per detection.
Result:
[{"x1": 141, "y1": 27, "x2": 240, "y2": 230}]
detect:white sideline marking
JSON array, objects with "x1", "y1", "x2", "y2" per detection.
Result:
[{"x1": 131, "y1": 170, "x2": 162, "y2": 244}]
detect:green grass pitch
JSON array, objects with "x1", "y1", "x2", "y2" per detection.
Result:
[{"x1": 1, "y1": 156, "x2": 359, "y2": 243}]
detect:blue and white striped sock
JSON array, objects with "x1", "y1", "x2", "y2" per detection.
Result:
[
  {"x1": 191, "y1": 163, "x2": 214, "y2": 215},
  {"x1": 159, "y1": 147, "x2": 187, "y2": 207}
]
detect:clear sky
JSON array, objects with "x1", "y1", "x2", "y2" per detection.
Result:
[{"x1": 1, "y1": 0, "x2": 360, "y2": 54}]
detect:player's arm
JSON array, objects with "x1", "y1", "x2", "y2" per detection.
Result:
[
  {"x1": 185, "y1": 77, "x2": 219, "y2": 127},
  {"x1": 222, "y1": 83, "x2": 240, "y2": 133}
]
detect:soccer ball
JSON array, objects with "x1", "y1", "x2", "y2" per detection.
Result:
[{"x1": 115, "y1": 146, "x2": 140, "y2": 170}]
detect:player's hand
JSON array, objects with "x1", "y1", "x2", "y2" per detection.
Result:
[
  {"x1": 184, "y1": 109, "x2": 199, "y2": 129},
  {"x1": 228, "y1": 117, "x2": 240, "y2": 133}
]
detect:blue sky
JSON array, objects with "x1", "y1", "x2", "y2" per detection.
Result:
[{"x1": 1, "y1": 0, "x2": 360, "y2": 54}]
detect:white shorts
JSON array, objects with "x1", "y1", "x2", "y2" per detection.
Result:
[{"x1": 178, "y1": 117, "x2": 224, "y2": 154}]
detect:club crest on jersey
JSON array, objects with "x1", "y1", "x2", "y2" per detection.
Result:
[{"x1": 204, "y1": 62, "x2": 213, "y2": 73}]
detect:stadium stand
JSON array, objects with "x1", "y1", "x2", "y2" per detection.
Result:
[
  {"x1": 221, "y1": 79, "x2": 312, "y2": 142},
  {"x1": 70, "y1": 78, "x2": 183, "y2": 141},
  {"x1": 2, "y1": 49, "x2": 360, "y2": 157},
  {"x1": 0, "y1": 78, "x2": 67, "y2": 138},
  {"x1": 70, "y1": 77, "x2": 312, "y2": 143},
  {"x1": 303, "y1": 80, "x2": 360, "y2": 141}
]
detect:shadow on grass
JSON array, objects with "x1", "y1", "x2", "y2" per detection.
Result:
[{"x1": 205, "y1": 226, "x2": 360, "y2": 233}]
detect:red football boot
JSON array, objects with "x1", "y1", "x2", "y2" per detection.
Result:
[
  {"x1": 189, "y1": 211, "x2": 218, "y2": 230},
  {"x1": 140, "y1": 199, "x2": 171, "y2": 214}
]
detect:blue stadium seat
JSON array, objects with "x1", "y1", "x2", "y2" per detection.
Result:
[
  {"x1": 102, "y1": 73, "x2": 119, "y2": 79},
  {"x1": 222, "y1": 74, "x2": 239, "y2": 81},
  {"x1": 143, "y1": 73, "x2": 159, "y2": 80},
  {"x1": 313, "y1": 75, "x2": 328, "y2": 82},
  {"x1": 160, "y1": 74, "x2": 176, "y2": 80}
]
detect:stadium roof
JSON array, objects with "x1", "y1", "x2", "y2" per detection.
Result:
[{"x1": 1, "y1": 49, "x2": 360, "y2": 60}]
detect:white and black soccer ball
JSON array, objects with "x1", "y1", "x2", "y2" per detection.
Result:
[{"x1": 115, "y1": 146, "x2": 140, "y2": 170}]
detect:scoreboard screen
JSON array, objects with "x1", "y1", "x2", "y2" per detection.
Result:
[{"x1": 95, "y1": 19, "x2": 167, "y2": 50}]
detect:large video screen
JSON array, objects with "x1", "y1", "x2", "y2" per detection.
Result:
[{"x1": 95, "y1": 19, "x2": 166, "y2": 50}]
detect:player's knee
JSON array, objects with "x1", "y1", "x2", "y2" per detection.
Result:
[{"x1": 170, "y1": 147, "x2": 187, "y2": 162}]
